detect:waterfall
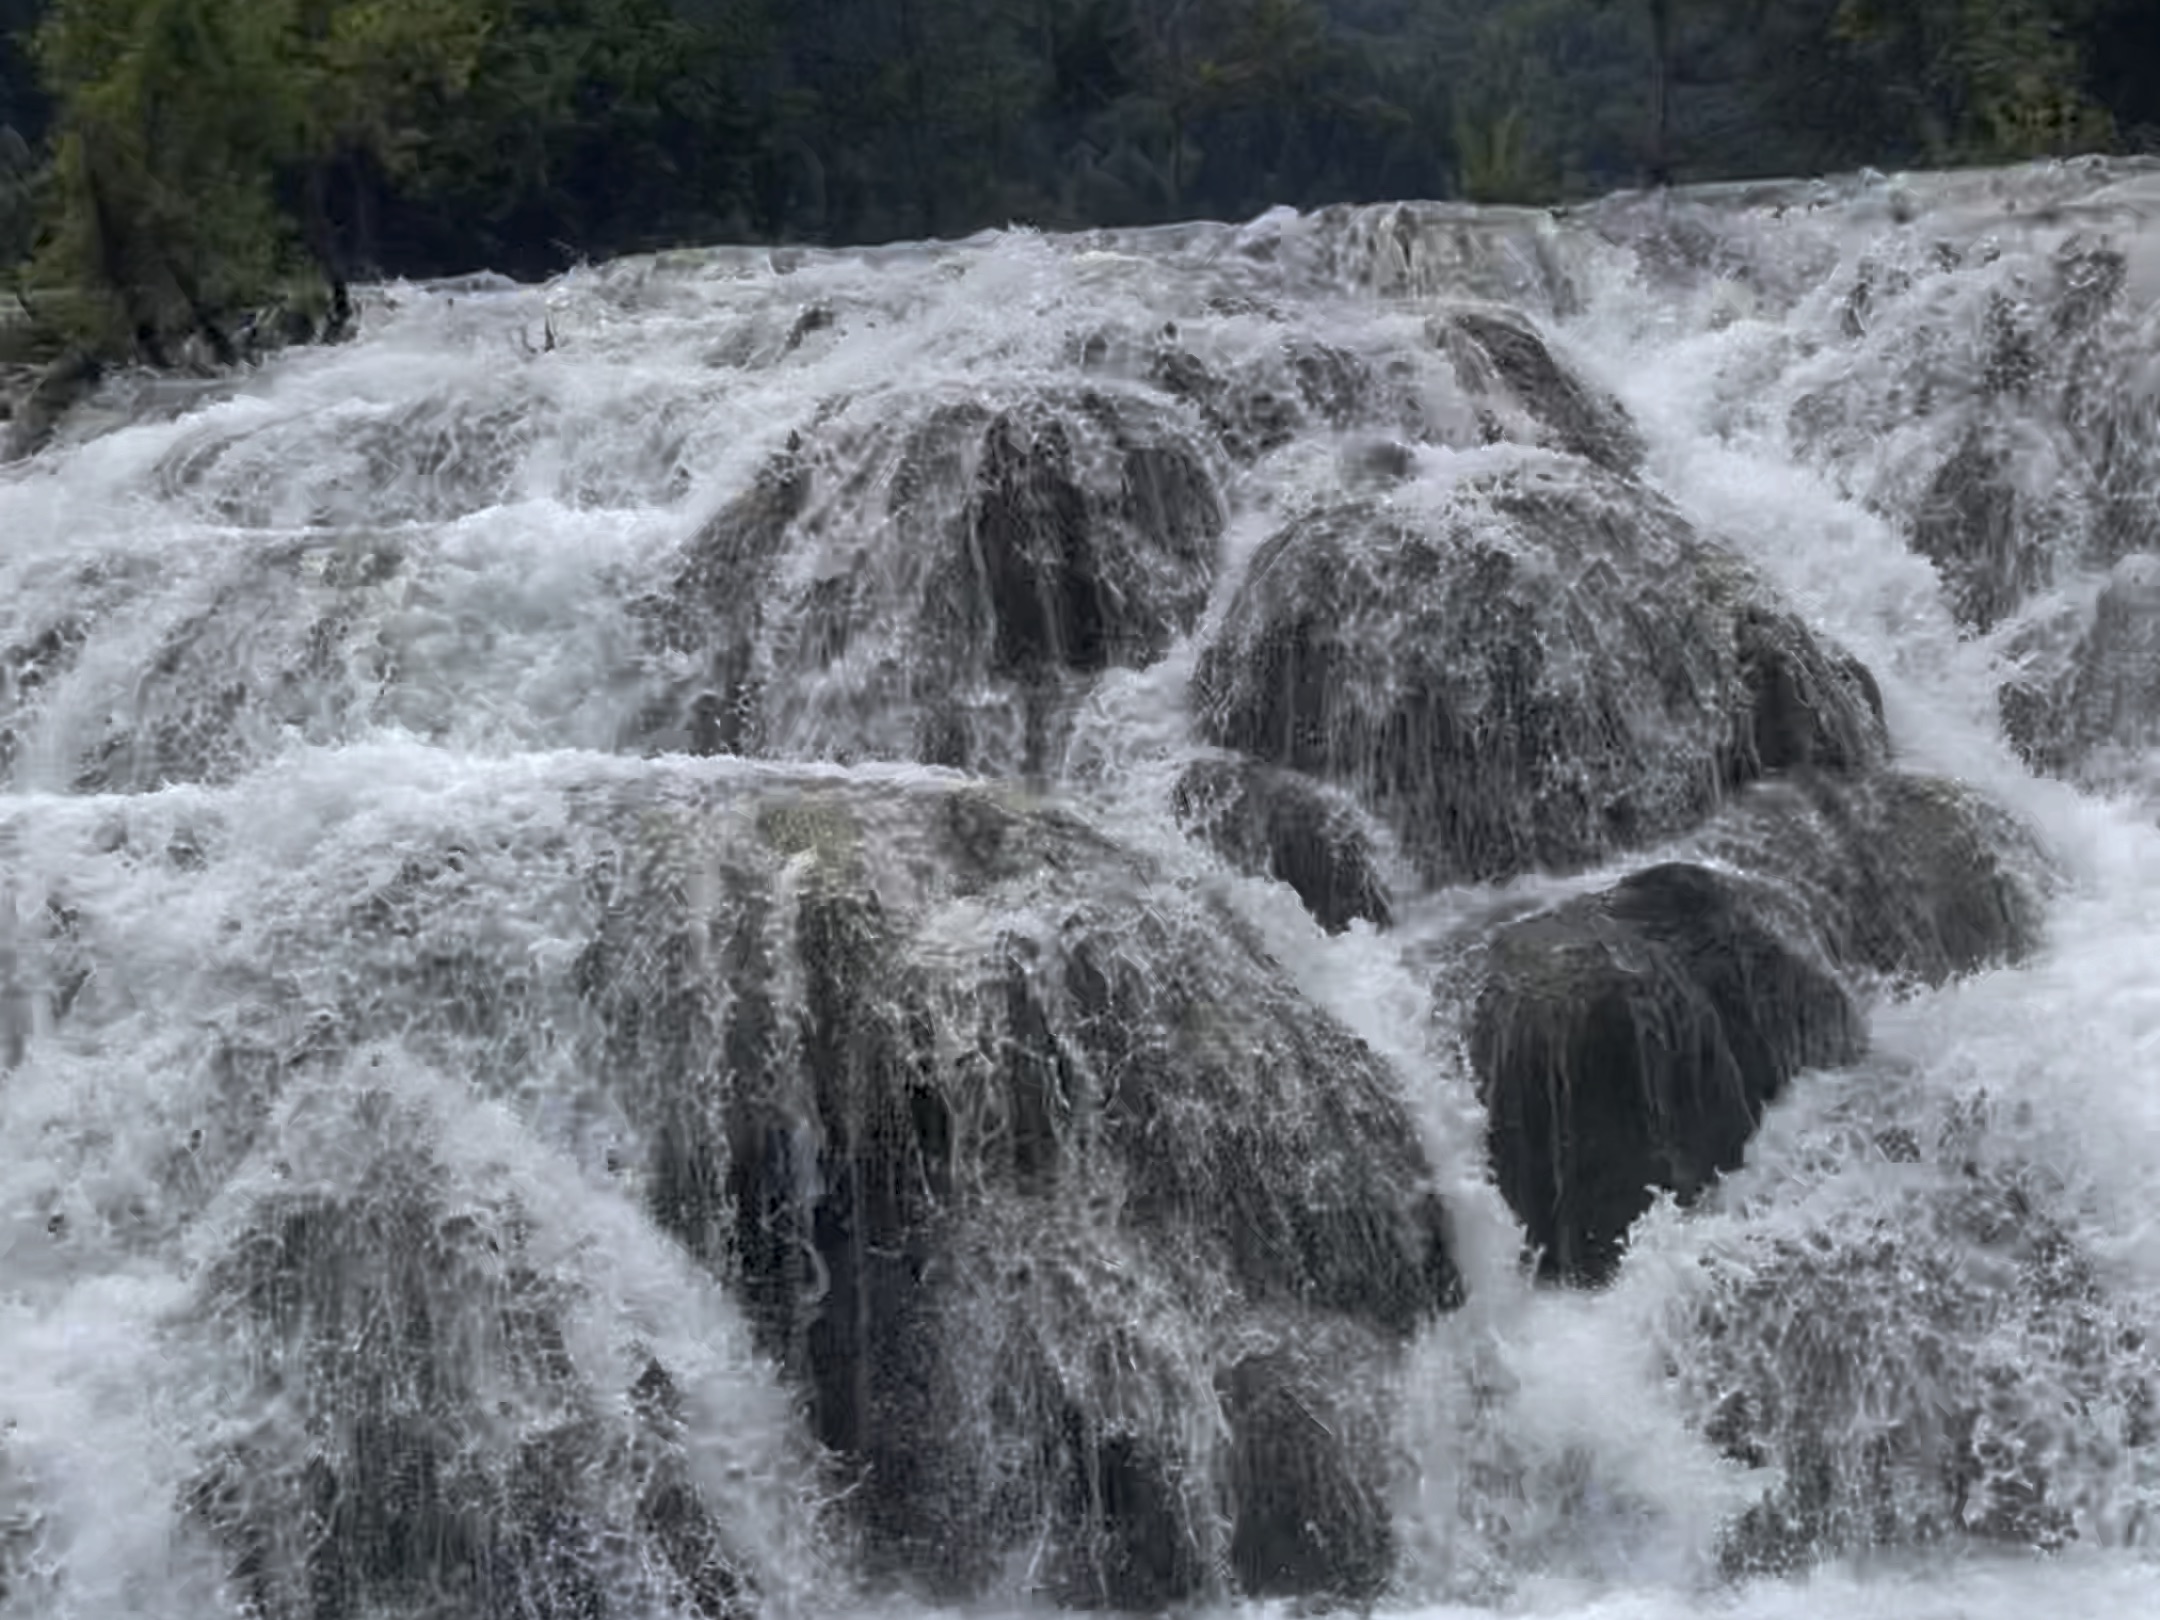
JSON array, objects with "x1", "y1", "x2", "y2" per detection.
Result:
[{"x1": 2, "y1": 160, "x2": 2157, "y2": 1618}]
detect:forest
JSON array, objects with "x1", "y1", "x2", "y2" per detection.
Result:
[{"x1": 2, "y1": 0, "x2": 2160, "y2": 357}]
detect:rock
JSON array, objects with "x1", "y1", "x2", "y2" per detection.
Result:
[
  {"x1": 1699, "y1": 770, "x2": 2045, "y2": 988},
  {"x1": 639, "y1": 388, "x2": 1222, "y2": 774},
  {"x1": 1221, "y1": 1340, "x2": 1397, "y2": 1602},
  {"x1": 2, "y1": 349, "x2": 102, "y2": 462},
  {"x1": 1172, "y1": 757, "x2": 1394, "y2": 932},
  {"x1": 1678, "y1": 1121, "x2": 2158, "y2": 1574},
  {"x1": 182, "y1": 1092, "x2": 771, "y2": 1620},
  {"x1": 62, "y1": 541, "x2": 400, "y2": 794},
  {"x1": 572, "y1": 773, "x2": 1460, "y2": 1601},
  {"x1": 1433, "y1": 307, "x2": 1645, "y2": 475},
  {"x1": 1192, "y1": 457, "x2": 1886, "y2": 886},
  {"x1": 1911, "y1": 427, "x2": 2046, "y2": 631},
  {"x1": 1470, "y1": 862, "x2": 1863, "y2": 1284},
  {"x1": 2001, "y1": 552, "x2": 2160, "y2": 791},
  {"x1": 1146, "y1": 333, "x2": 1411, "y2": 462}
]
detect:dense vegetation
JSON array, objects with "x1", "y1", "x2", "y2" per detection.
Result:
[{"x1": 2, "y1": 0, "x2": 2158, "y2": 356}]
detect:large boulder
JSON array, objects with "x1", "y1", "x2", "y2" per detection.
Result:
[
  {"x1": 639, "y1": 387, "x2": 1223, "y2": 774},
  {"x1": 1469, "y1": 862, "x2": 1863, "y2": 1284},
  {"x1": 1698, "y1": 769, "x2": 2046, "y2": 989},
  {"x1": 561, "y1": 772, "x2": 1460, "y2": 1604},
  {"x1": 179, "y1": 1082, "x2": 800, "y2": 1620},
  {"x1": 1192, "y1": 456, "x2": 1886, "y2": 886}
]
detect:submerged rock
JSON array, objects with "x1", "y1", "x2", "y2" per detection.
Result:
[
  {"x1": 1192, "y1": 457, "x2": 1886, "y2": 886},
  {"x1": 573, "y1": 772, "x2": 1459, "y2": 1603},
  {"x1": 1470, "y1": 862, "x2": 1863, "y2": 1284},
  {"x1": 641, "y1": 387, "x2": 1222, "y2": 774},
  {"x1": 1676, "y1": 1109, "x2": 2159, "y2": 1573},
  {"x1": 184, "y1": 1091, "x2": 779, "y2": 1620},
  {"x1": 2002, "y1": 552, "x2": 2160, "y2": 793},
  {"x1": 1172, "y1": 756, "x2": 1394, "y2": 932}
]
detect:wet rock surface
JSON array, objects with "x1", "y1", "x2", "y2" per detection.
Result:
[
  {"x1": 1193, "y1": 457, "x2": 1886, "y2": 886},
  {"x1": 640, "y1": 387, "x2": 1222, "y2": 774},
  {"x1": 562, "y1": 773, "x2": 1459, "y2": 1601},
  {"x1": 183, "y1": 1098, "x2": 769, "y2": 1620},
  {"x1": 1434, "y1": 307, "x2": 1646, "y2": 475},
  {"x1": 1470, "y1": 861, "x2": 1864, "y2": 1284},
  {"x1": 1465, "y1": 767, "x2": 2043, "y2": 1286},
  {"x1": 1678, "y1": 1098, "x2": 2160, "y2": 1575},
  {"x1": 2004, "y1": 552, "x2": 2160, "y2": 793},
  {"x1": 1172, "y1": 756, "x2": 1394, "y2": 932}
]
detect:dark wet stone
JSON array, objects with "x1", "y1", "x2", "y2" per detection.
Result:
[
  {"x1": 2, "y1": 348, "x2": 102, "y2": 461},
  {"x1": 1221, "y1": 1344, "x2": 1396, "y2": 1602},
  {"x1": 1192, "y1": 461, "x2": 1885, "y2": 886},
  {"x1": 184, "y1": 1111, "x2": 762, "y2": 1620},
  {"x1": 641, "y1": 390, "x2": 1220, "y2": 773},
  {"x1": 1911, "y1": 428, "x2": 2050, "y2": 633},
  {"x1": 1434, "y1": 308, "x2": 1645, "y2": 475},
  {"x1": 1173, "y1": 757, "x2": 1393, "y2": 932},
  {"x1": 1703, "y1": 770, "x2": 2045, "y2": 988},
  {"x1": 2001, "y1": 552, "x2": 2160, "y2": 788},
  {"x1": 572, "y1": 774, "x2": 1458, "y2": 1601},
  {"x1": 1147, "y1": 334, "x2": 1398, "y2": 461},
  {"x1": 641, "y1": 437, "x2": 812, "y2": 756},
  {"x1": 1733, "y1": 607, "x2": 1886, "y2": 775},
  {"x1": 1471, "y1": 862, "x2": 1863, "y2": 1284}
]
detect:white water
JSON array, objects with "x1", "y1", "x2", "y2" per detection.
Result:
[{"x1": 3, "y1": 161, "x2": 2159, "y2": 1617}]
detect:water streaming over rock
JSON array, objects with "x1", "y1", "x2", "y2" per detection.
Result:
[{"x1": 3, "y1": 161, "x2": 2160, "y2": 1619}]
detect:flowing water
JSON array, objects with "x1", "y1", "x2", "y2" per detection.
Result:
[{"x1": 2, "y1": 160, "x2": 2159, "y2": 1618}]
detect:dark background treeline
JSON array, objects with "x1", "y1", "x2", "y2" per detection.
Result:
[{"x1": 3, "y1": 0, "x2": 2160, "y2": 349}]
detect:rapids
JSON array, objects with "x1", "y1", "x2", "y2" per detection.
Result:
[{"x1": 3, "y1": 158, "x2": 2159, "y2": 1618}]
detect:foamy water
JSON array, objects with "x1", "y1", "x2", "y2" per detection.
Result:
[{"x1": 2, "y1": 161, "x2": 2158, "y2": 1617}]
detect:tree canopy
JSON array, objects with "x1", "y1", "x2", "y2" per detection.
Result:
[{"x1": 0, "y1": 0, "x2": 2155, "y2": 355}]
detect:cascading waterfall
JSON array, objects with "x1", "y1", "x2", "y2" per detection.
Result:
[{"x1": 2, "y1": 159, "x2": 2159, "y2": 1619}]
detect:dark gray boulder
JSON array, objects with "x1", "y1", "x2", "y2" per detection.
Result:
[
  {"x1": 1172, "y1": 756, "x2": 1394, "y2": 932},
  {"x1": 182, "y1": 1099, "x2": 774, "y2": 1620},
  {"x1": 569, "y1": 773, "x2": 1459, "y2": 1604},
  {"x1": 1432, "y1": 307, "x2": 1645, "y2": 475},
  {"x1": 1699, "y1": 770, "x2": 2046, "y2": 989},
  {"x1": 1470, "y1": 862, "x2": 1863, "y2": 1285},
  {"x1": 639, "y1": 388, "x2": 1222, "y2": 774},
  {"x1": 1192, "y1": 458, "x2": 1886, "y2": 886}
]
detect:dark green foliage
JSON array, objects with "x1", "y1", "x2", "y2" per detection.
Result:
[{"x1": 6, "y1": 0, "x2": 2160, "y2": 322}]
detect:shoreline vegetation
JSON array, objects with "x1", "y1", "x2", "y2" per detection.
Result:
[{"x1": 0, "y1": 0, "x2": 2157, "y2": 446}]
